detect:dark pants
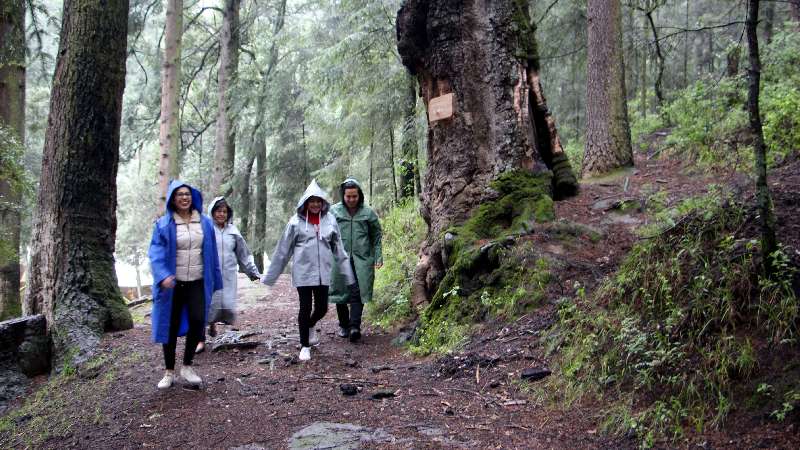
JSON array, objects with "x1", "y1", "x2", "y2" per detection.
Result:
[
  {"x1": 163, "y1": 279, "x2": 205, "y2": 370},
  {"x1": 336, "y1": 259, "x2": 363, "y2": 330},
  {"x1": 297, "y1": 285, "x2": 329, "y2": 347}
]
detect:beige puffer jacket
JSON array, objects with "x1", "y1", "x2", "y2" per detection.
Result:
[{"x1": 174, "y1": 210, "x2": 204, "y2": 281}]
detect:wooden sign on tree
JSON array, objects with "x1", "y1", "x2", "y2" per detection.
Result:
[{"x1": 428, "y1": 93, "x2": 454, "y2": 122}]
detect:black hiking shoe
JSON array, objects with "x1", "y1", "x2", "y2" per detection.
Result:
[{"x1": 349, "y1": 327, "x2": 361, "y2": 343}]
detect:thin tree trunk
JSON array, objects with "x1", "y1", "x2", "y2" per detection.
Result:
[
  {"x1": 254, "y1": 136, "x2": 267, "y2": 272},
  {"x1": 25, "y1": 0, "x2": 132, "y2": 367},
  {"x1": 745, "y1": 0, "x2": 777, "y2": 274},
  {"x1": 157, "y1": 0, "x2": 182, "y2": 211},
  {"x1": 238, "y1": 151, "x2": 256, "y2": 241},
  {"x1": 763, "y1": 0, "x2": 775, "y2": 46},
  {"x1": 399, "y1": 74, "x2": 418, "y2": 199},
  {"x1": 583, "y1": 0, "x2": 633, "y2": 177},
  {"x1": 640, "y1": 14, "x2": 648, "y2": 118},
  {"x1": 683, "y1": 0, "x2": 689, "y2": 88},
  {"x1": 0, "y1": 0, "x2": 25, "y2": 320},
  {"x1": 645, "y1": 10, "x2": 665, "y2": 106},
  {"x1": 791, "y1": 0, "x2": 800, "y2": 30},
  {"x1": 387, "y1": 112, "x2": 398, "y2": 205},
  {"x1": 368, "y1": 138, "x2": 374, "y2": 202},
  {"x1": 210, "y1": 0, "x2": 240, "y2": 197}
]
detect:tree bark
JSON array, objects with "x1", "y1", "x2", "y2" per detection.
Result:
[
  {"x1": 157, "y1": 0, "x2": 183, "y2": 211},
  {"x1": 210, "y1": 0, "x2": 240, "y2": 197},
  {"x1": 24, "y1": 0, "x2": 133, "y2": 367},
  {"x1": 397, "y1": 0, "x2": 578, "y2": 306},
  {"x1": 791, "y1": 0, "x2": 800, "y2": 30},
  {"x1": 583, "y1": 0, "x2": 633, "y2": 178},
  {"x1": 237, "y1": 150, "x2": 256, "y2": 241},
  {"x1": 0, "y1": 0, "x2": 25, "y2": 321},
  {"x1": 746, "y1": 0, "x2": 777, "y2": 274},
  {"x1": 254, "y1": 136, "x2": 267, "y2": 272}
]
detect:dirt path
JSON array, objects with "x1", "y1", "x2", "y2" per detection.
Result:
[{"x1": 4, "y1": 154, "x2": 798, "y2": 449}]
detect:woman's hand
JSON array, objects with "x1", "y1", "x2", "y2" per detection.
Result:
[{"x1": 161, "y1": 275, "x2": 176, "y2": 289}]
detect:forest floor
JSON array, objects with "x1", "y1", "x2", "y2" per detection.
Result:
[{"x1": 2, "y1": 153, "x2": 799, "y2": 449}]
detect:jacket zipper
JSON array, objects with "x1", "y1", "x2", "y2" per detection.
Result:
[{"x1": 316, "y1": 217, "x2": 322, "y2": 284}]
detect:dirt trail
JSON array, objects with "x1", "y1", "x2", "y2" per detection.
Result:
[{"x1": 3, "y1": 155, "x2": 799, "y2": 449}]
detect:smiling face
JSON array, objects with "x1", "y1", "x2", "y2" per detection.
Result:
[
  {"x1": 343, "y1": 187, "x2": 360, "y2": 210},
  {"x1": 306, "y1": 197, "x2": 323, "y2": 215},
  {"x1": 172, "y1": 187, "x2": 192, "y2": 214},
  {"x1": 213, "y1": 203, "x2": 228, "y2": 227}
]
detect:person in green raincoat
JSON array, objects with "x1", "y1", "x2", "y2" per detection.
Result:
[{"x1": 329, "y1": 178, "x2": 383, "y2": 342}]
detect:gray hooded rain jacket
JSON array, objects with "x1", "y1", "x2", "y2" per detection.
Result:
[
  {"x1": 208, "y1": 196, "x2": 261, "y2": 324},
  {"x1": 261, "y1": 180, "x2": 355, "y2": 287}
]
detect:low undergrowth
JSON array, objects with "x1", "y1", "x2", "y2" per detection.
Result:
[
  {"x1": 545, "y1": 193, "x2": 800, "y2": 447},
  {"x1": 0, "y1": 348, "x2": 145, "y2": 448}
]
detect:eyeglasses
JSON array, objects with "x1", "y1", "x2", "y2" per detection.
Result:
[{"x1": 175, "y1": 192, "x2": 192, "y2": 197}]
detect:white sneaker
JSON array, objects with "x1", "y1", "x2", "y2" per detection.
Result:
[
  {"x1": 299, "y1": 347, "x2": 311, "y2": 361},
  {"x1": 157, "y1": 372, "x2": 174, "y2": 389},
  {"x1": 180, "y1": 366, "x2": 202, "y2": 385},
  {"x1": 308, "y1": 328, "x2": 320, "y2": 346}
]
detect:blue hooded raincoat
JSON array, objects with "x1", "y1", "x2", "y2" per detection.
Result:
[{"x1": 148, "y1": 180, "x2": 223, "y2": 343}]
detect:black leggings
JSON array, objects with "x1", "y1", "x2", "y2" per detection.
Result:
[
  {"x1": 297, "y1": 285, "x2": 328, "y2": 347},
  {"x1": 163, "y1": 279, "x2": 205, "y2": 370}
]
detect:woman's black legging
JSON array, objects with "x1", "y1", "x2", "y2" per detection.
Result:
[
  {"x1": 297, "y1": 285, "x2": 328, "y2": 347},
  {"x1": 163, "y1": 279, "x2": 205, "y2": 370}
]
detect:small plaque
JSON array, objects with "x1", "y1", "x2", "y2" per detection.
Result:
[{"x1": 428, "y1": 93, "x2": 454, "y2": 122}]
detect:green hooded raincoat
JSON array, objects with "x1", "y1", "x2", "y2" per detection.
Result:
[{"x1": 329, "y1": 178, "x2": 383, "y2": 304}]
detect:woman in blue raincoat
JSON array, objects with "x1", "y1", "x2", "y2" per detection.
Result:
[
  {"x1": 149, "y1": 181, "x2": 223, "y2": 389},
  {"x1": 261, "y1": 180, "x2": 355, "y2": 361}
]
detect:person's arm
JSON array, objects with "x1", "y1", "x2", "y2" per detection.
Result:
[
  {"x1": 148, "y1": 221, "x2": 175, "y2": 290},
  {"x1": 261, "y1": 221, "x2": 295, "y2": 286},
  {"x1": 234, "y1": 233, "x2": 261, "y2": 280},
  {"x1": 369, "y1": 210, "x2": 383, "y2": 268}
]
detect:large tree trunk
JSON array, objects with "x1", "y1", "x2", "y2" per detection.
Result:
[
  {"x1": 397, "y1": 0, "x2": 578, "y2": 306},
  {"x1": 583, "y1": 0, "x2": 633, "y2": 177},
  {"x1": 254, "y1": 136, "x2": 267, "y2": 272},
  {"x1": 0, "y1": 0, "x2": 25, "y2": 321},
  {"x1": 210, "y1": 0, "x2": 240, "y2": 197},
  {"x1": 157, "y1": 0, "x2": 182, "y2": 211},
  {"x1": 746, "y1": 0, "x2": 777, "y2": 274},
  {"x1": 24, "y1": 0, "x2": 132, "y2": 367}
]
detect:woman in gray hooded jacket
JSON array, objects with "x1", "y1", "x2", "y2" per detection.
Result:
[
  {"x1": 261, "y1": 180, "x2": 355, "y2": 361},
  {"x1": 196, "y1": 197, "x2": 262, "y2": 353}
]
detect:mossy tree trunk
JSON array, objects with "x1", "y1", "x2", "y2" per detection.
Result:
[
  {"x1": 24, "y1": 0, "x2": 133, "y2": 367},
  {"x1": 397, "y1": 0, "x2": 578, "y2": 307},
  {"x1": 157, "y1": 0, "x2": 182, "y2": 211},
  {"x1": 210, "y1": 0, "x2": 240, "y2": 197},
  {"x1": 0, "y1": 0, "x2": 25, "y2": 321},
  {"x1": 745, "y1": 0, "x2": 777, "y2": 274},
  {"x1": 582, "y1": 0, "x2": 633, "y2": 178}
]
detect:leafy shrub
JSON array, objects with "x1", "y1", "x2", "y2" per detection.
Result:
[{"x1": 366, "y1": 199, "x2": 426, "y2": 328}]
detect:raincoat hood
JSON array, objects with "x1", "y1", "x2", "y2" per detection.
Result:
[
  {"x1": 165, "y1": 179, "x2": 203, "y2": 215},
  {"x1": 339, "y1": 177, "x2": 365, "y2": 209},
  {"x1": 295, "y1": 179, "x2": 331, "y2": 216},
  {"x1": 208, "y1": 196, "x2": 234, "y2": 225}
]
